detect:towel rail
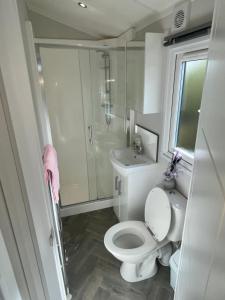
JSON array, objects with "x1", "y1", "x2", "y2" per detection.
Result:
[{"x1": 48, "y1": 180, "x2": 70, "y2": 296}]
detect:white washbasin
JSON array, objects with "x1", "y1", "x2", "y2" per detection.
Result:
[{"x1": 110, "y1": 148, "x2": 154, "y2": 175}]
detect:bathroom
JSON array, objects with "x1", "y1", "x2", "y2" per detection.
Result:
[{"x1": 1, "y1": 0, "x2": 225, "y2": 299}]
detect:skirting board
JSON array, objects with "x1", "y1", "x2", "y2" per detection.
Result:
[{"x1": 60, "y1": 198, "x2": 114, "y2": 218}]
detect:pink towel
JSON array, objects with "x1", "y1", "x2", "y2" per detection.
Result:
[{"x1": 42, "y1": 144, "x2": 60, "y2": 203}]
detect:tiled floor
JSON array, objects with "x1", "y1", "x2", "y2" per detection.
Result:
[{"x1": 62, "y1": 208, "x2": 174, "y2": 300}]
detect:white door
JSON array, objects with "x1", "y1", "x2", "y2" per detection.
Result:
[
  {"x1": 175, "y1": 0, "x2": 225, "y2": 299},
  {"x1": 40, "y1": 47, "x2": 90, "y2": 206}
]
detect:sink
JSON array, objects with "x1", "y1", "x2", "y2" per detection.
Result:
[
  {"x1": 111, "y1": 148, "x2": 151, "y2": 166},
  {"x1": 110, "y1": 148, "x2": 154, "y2": 175}
]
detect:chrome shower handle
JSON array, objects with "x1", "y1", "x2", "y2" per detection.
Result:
[
  {"x1": 115, "y1": 176, "x2": 119, "y2": 190},
  {"x1": 118, "y1": 179, "x2": 122, "y2": 196},
  {"x1": 88, "y1": 125, "x2": 93, "y2": 144}
]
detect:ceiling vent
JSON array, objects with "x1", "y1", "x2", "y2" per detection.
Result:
[{"x1": 171, "y1": 1, "x2": 191, "y2": 34}]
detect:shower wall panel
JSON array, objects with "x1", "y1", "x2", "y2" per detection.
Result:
[{"x1": 40, "y1": 47, "x2": 90, "y2": 205}]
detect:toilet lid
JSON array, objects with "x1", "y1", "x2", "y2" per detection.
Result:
[{"x1": 145, "y1": 187, "x2": 171, "y2": 242}]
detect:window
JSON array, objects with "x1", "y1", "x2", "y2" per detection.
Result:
[{"x1": 167, "y1": 48, "x2": 208, "y2": 165}]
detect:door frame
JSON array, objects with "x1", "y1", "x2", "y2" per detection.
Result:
[
  {"x1": 0, "y1": 78, "x2": 45, "y2": 299},
  {"x1": 0, "y1": 173, "x2": 30, "y2": 300},
  {"x1": 0, "y1": 0, "x2": 66, "y2": 299}
]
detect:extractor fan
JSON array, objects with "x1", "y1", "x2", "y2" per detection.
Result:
[{"x1": 171, "y1": 1, "x2": 191, "y2": 34}]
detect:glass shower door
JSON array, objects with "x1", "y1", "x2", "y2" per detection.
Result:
[{"x1": 90, "y1": 47, "x2": 126, "y2": 199}]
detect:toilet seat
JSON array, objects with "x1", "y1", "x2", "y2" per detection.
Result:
[
  {"x1": 104, "y1": 221, "x2": 157, "y2": 262},
  {"x1": 145, "y1": 187, "x2": 171, "y2": 242}
]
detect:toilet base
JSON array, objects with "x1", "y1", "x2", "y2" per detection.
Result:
[{"x1": 120, "y1": 254, "x2": 158, "y2": 282}]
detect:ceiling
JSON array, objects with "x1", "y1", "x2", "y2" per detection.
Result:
[{"x1": 26, "y1": 0, "x2": 183, "y2": 38}]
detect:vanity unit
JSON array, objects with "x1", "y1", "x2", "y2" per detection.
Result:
[{"x1": 110, "y1": 147, "x2": 164, "y2": 221}]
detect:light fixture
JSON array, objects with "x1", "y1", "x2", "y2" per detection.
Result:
[{"x1": 78, "y1": 2, "x2": 87, "y2": 8}]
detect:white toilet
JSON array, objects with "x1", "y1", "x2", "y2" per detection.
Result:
[{"x1": 104, "y1": 187, "x2": 186, "y2": 282}]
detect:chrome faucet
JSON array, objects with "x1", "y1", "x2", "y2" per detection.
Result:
[{"x1": 133, "y1": 134, "x2": 144, "y2": 154}]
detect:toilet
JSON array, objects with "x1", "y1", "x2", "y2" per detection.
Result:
[{"x1": 104, "y1": 187, "x2": 186, "y2": 282}]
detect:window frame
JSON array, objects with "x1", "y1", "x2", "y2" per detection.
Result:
[{"x1": 162, "y1": 37, "x2": 209, "y2": 171}]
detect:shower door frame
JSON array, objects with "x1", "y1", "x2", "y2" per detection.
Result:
[{"x1": 33, "y1": 35, "x2": 128, "y2": 216}]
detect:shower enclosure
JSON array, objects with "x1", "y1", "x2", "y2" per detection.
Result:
[{"x1": 37, "y1": 43, "x2": 126, "y2": 206}]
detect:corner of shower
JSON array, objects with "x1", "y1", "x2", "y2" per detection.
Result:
[{"x1": 35, "y1": 41, "x2": 127, "y2": 209}]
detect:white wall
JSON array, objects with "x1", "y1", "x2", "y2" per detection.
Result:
[
  {"x1": 133, "y1": 0, "x2": 215, "y2": 198},
  {"x1": 28, "y1": 10, "x2": 95, "y2": 40}
]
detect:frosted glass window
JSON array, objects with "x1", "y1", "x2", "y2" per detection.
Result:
[{"x1": 176, "y1": 59, "x2": 207, "y2": 153}]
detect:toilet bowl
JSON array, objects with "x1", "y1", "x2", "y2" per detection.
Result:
[
  {"x1": 104, "y1": 220, "x2": 158, "y2": 282},
  {"x1": 104, "y1": 187, "x2": 186, "y2": 282}
]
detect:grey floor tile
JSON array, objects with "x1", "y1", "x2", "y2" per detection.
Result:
[
  {"x1": 62, "y1": 208, "x2": 174, "y2": 300},
  {"x1": 93, "y1": 287, "x2": 110, "y2": 300}
]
